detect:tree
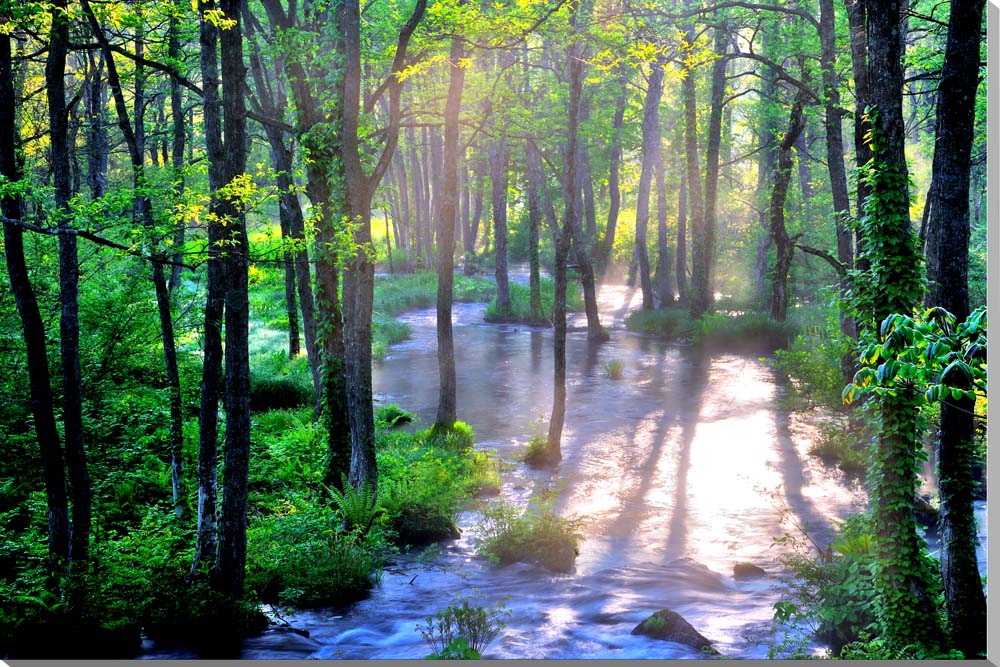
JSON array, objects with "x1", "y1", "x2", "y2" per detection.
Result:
[
  {"x1": 851, "y1": 0, "x2": 943, "y2": 650},
  {"x1": 48, "y1": 0, "x2": 92, "y2": 569},
  {"x1": 922, "y1": 0, "x2": 987, "y2": 656},
  {"x1": 634, "y1": 54, "x2": 665, "y2": 311},
  {"x1": 435, "y1": 25, "x2": 467, "y2": 428},
  {"x1": 1, "y1": 31, "x2": 71, "y2": 571}
]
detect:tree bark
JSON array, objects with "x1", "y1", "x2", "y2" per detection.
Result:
[
  {"x1": 653, "y1": 116, "x2": 674, "y2": 307},
  {"x1": 865, "y1": 0, "x2": 943, "y2": 650},
  {"x1": 681, "y1": 22, "x2": 704, "y2": 315},
  {"x1": 690, "y1": 26, "x2": 728, "y2": 318},
  {"x1": 84, "y1": 51, "x2": 108, "y2": 200},
  {"x1": 598, "y1": 71, "x2": 627, "y2": 276},
  {"x1": 769, "y1": 91, "x2": 808, "y2": 323},
  {"x1": 2, "y1": 34, "x2": 71, "y2": 569},
  {"x1": 215, "y1": 0, "x2": 251, "y2": 597},
  {"x1": 82, "y1": 0, "x2": 188, "y2": 522},
  {"x1": 192, "y1": 0, "x2": 226, "y2": 574},
  {"x1": 434, "y1": 33, "x2": 465, "y2": 427},
  {"x1": 168, "y1": 8, "x2": 186, "y2": 291},
  {"x1": 923, "y1": 0, "x2": 987, "y2": 656},
  {"x1": 819, "y1": 0, "x2": 856, "y2": 378},
  {"x1": 634, "y1": 56, "x2": 666, "y2": 311},
  {"x1": 489, "y1": 134, "x2": 511, "y2": 313},
  {"x1": 845, "y1": 0, "x2": 872, "y2": 271},
  {"x1": 526, "y1": 142, "x2": 545, "y2": 323},
  {"x1": 49, "y1": 0, "x2": 92, "y2": 569}
]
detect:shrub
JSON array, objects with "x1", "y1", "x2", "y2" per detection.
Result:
[
  {"x1": 419, "y1": 595, "x2": 510, "y2": 658},
  {"x1": 375, "y1": 402, "x2": 414, "y2": 428},
  {"x1": 624, "y1": 307, "x2": 695, "y2": 339},
  {"x1": 774, "y1": 294, "x2": 853, "y2": 409},
  {"x1": 601, "y1": 359, "x2": 625, "y2": 380},
  {"x1": 422, "y1": 421, "x2": 475, "y2": 455},
  {"x1": 476, "y1": 499, "x2": 583, "y2": 572},
  {"x1": 249, "y1": 351, "x2": 314, "y2": 412},
  {"x1": 773, "y1": 513, "x2": 881, "y2": 655},
  {"x1": 245, "y1": 505, "x2": 386, "y2": 608}
]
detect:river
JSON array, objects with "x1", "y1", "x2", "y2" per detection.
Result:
[{"x1": 143, "y1": 281, "x2": 987, "y2": 659}]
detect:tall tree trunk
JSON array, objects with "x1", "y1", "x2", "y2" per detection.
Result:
[
  {"x1": 216, "y1": 0, "x2": 251, "y2": 597},
  {"x1": 846, "y1": 0, "x2": 872, "y2": 271},
  {"x1": 545, "y1": 9, "x2": 584, "y2": 464},
  {"x1": 634, "y1": 55, "x2": 665, "y2": 311},
  {"x1": 864, "y1": 0, "x2": 943, "y2": 650},
  {"x1": 653, "y1": 127, "x2": 673, "y2": 307},
  {"x1": 690, "y1": 26, "x2": 728, "y2": 318},
  {"x1": 598, "y1": 71, "x2": 627, "y2": 276},
  {"x1": 769, "y1": 91, "x2": 808, "y2": 323},
  {"x1": 464, "y1": 151, "x2": 486, "y2": 275},
  {"x1": 819, "y1": 0, "x2": 856, "y2": 378},
  {"x1": 168, "y1": 8, "x2": 186, "y2": 291},
  {"x1": 675, "y1": 170, "x2": 688, "y2": 302},
  {"x1": 407, "y1": 125, "x2": 426, "y2": 265},
  {"x1": 2, "y1": 34, "x2": 71, "y2": 569},
  {"x1": 924, "y1": 0, "x2": 986, "y2": 656},
  {"x1": 339, "y1": 0, "x2": 426, "y2": 495},
  {"x1": 681, "y1": 22, "x2": 704, "y2": 313},
  {"x1": 434, "y1": 33, "x2": 465, "y2": 427},
  {"x1": 85, "y1": 51, "x2": 108, "y2": 200},
  {"x1": 526, "y1": 142, "x2": 545, "y2": 323},
  {"x1": 192, "y1": 0, "x2": 226, "y2": 574},
  {"x1": 83, "y1": 0, "x2": 189, "y2": 522},
  {"x1": 49, "y1": 0, "x2": 92, "y2": 569},
  {"x1": 421, "y1": 126, "x2": 434, "y2": 263},
  {"x1": 393, "y1": 152, "x2": 413, "y2": 271},
  {"x1": 489, "y1": 134, "x2": 511, "y2": 314}
]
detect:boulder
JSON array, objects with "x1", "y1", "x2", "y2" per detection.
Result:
[
  {"x1": 733, "y1": 562, "x2": 767, "y2": 580},
  {"x1": 631, "y1": 609, "x2": 716, "y2": 654}
]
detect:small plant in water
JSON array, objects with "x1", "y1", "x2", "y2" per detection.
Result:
[
  {"x1": 601, "y1": 358, "x2": 625, "y2": 380},
  {"x1": 419, "y1": 594, "x2": 510, "y2": 659}
]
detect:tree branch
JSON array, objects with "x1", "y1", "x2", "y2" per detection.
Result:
[{"x1": 795, "y1": 243, "x2": 845, "y2": 276}]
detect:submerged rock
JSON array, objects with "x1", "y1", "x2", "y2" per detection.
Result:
[
  {"x1": 631, "y1": 609, "x2": 717, "y2": 654},
  {"x1": 733, "y1": 562, "x2": 767, "y2": 579}
]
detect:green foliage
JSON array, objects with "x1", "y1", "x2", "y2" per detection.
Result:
[
  {"x1": 328, "y1": 475, "x2": 384, "y2": 536},
  {"x1": 421, "y1": 421, "x2": 475, "y2": 455},
  {"x1": 774, "y1": 292, "x2": 853, "y2": 409},
  {"x1": 245, "y1": 503, "x2": 386, "y2": 607},
  {"x1": 375, "y1": 402, "x2": 415, "y2": 428},
  {"x1": 484, "y1": 279, "x2": 583, "y2": 323},
  {"x1": 249, "y1": 350, "x2": 314, "y2": 412},
  {"x1": 476, "y1": 499, "x2": 583, "y2": 573},
  {"x1": 774, "y1": 514, "x2": 880, "y2": 653},
  {"x1": 601, "y1": 358, "x2": 624, "y2": 380},
  {"x1": 419, "y1": 595, "x2": 509, "y2": 659},
  {"x1": 624, "y1": 307, "x2": 695, "y2": 339},
  {"x1": 694, "y1": 311, "x2": 793, "y2": 349}
]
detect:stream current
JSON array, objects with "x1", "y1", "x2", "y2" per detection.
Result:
[{"x1": 143, "y1": 281, "x2": 987, "y2": 659}]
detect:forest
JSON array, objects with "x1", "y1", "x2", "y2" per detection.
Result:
[{"x1": 0, "y1": 0, "x2": 989, "y2": 660}]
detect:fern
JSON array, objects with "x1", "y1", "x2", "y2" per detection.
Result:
[{"x1": 327, "y1": 475, "x2": 383, "y2": 535}]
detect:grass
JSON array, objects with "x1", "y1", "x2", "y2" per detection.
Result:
[
  {"x1": 484, "y1": 279, "x2": 584, "y2": 324},
  {"x1": 624, "y1": 307, "x2": 695, "y2": 339},
  {"x1": 475, "y1": 499, "x2": 583, "y2": 572},
  {"x1": 601, "y1": 358, "x2": 625, "y2": 380}
]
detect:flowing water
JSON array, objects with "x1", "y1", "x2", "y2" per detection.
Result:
[{"x1": 143, "y1": 281, "x2": 987, "y2": 659}]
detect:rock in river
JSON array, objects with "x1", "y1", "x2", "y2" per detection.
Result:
[
  {"x1": 631, "y1": 609, "x2": 717, "y2": 654},
  {"x1": 733, "y1": 561, "x2": 767, "y2": 579}
]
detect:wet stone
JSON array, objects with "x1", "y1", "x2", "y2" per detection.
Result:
[
  {"x1": 733, "y1": 562, "x2": 767, "y2": 579},
  {"x1": 631, "y1": 609, "x2": 717, "y2": 654}
]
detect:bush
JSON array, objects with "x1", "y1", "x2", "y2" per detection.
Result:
[
  {"x1": 421, "y1": 421, "x2": 475, "y2": 455},
  {"x1": 375, "y1": 402, "x2": 414, "y2": 428},
  {"x1": 624, "y1": 307, "x2": 695, "y2": 339},
  {"x1": 773, "y1": 513, "x2": 881, "y2": 655},
  {"x1": 601, "y1": 359, "x2": 625, "y2": 380},
  {"x1": 419, "y1": 595, "x2": 510, "y2": 659},
  {"x1": 774, "y1": 295, "x2": 852, "y2": 409},
  {"x1": 476, "y1": 499, "x2": 582, "y2": 572},
  {"x1": 249, "y1": 351, "x2": 314, "y2": 412},
  {"x1": 245, "y1": 504, "x2": 386, "y2": 608}
]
